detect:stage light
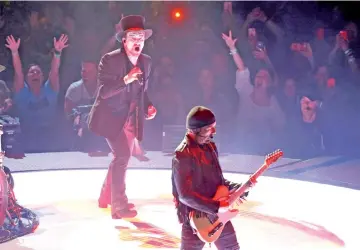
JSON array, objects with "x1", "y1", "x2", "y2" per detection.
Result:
[{"x1": 171, "y1": 9, "x2": 183, "y2": 21}]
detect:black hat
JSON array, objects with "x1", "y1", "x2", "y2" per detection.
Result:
[
  {"x1": 115, "y1": 15, "x2": 153, "y2": 42},
  {"x1": 186, "y1": 106, "x2": 216, "y2": 130}
]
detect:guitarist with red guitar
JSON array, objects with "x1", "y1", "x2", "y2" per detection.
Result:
[{"x1": 171, "y1": 106, "x2": 283, "y2": 249}]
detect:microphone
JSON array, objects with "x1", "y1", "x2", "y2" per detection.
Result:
[{"x1": 135, "y1": 68, "x2": 144, "y2": 85}]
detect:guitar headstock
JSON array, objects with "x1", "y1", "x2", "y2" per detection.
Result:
[{"x1": 265, "y1": 149, "x2": 283, "y2": 165}]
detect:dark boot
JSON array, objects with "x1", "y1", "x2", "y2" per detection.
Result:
[{"x1": 98, "y1": 199, "x2": 135, "y2": 210}]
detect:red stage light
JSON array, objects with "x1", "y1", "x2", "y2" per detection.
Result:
[{"x1": 172, "y1": 9, "x2": 183, "y2": 21}]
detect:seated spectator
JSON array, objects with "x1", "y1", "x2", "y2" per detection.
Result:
[
  {"x1": 5, "y1": 34, "x2": 68, "y2": 152},
  {"x1": 0, "y1": 75, "x2": 23, "y2": 159},
  {"x1": 65, "y1": 59, "x2": 109, "y2": 156},
  {"x1": 64, "y1": 59, "x2": 98, "y2": 114},
  {"x1": 0, "y1": 80, "x2": 13, "y2": 115}
]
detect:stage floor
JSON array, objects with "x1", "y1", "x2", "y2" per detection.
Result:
[{"x1": 2, "y1": 169, "x2": 359, "y2": 250}]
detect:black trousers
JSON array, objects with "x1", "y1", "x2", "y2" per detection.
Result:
[
  {"x1": 181, "y1": 222, "x2": 240, "y2": 250},
  {"x1": 99, "y1": 121, "x2": 136, "y2": 214}
]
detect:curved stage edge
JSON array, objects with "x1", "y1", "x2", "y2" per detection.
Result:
[
  {"x1": 6, "y1": 151, "x2": 360, "y2": 190},
  {"x1": 2, "y1": 169, "x2": 360, "y2": 250}
]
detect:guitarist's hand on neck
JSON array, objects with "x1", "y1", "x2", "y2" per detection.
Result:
[{"x1": 248, "y1": 179, "x2": 257, "y2": 188}]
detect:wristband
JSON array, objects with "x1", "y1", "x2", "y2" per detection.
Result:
[
  {"x1": 54, "y1": 50, "x2": 61, "y2": 58},
  {"x1": 229, "y1": 48, "x2": 238, "y2": 55},
  {"x1": 344, "y1": 49, "x2": 352, "y2": 56}
]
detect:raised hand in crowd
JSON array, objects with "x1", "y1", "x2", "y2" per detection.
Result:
[
  {"x1": 5, "y1": 35, "x2": 24, "y2": 93},
  {"x1": 291, "y1": 42, "x2": 315, "y2": 69},
  {"x1": 223, "y1": 2, "x2": 233, "y2": 15},
  {"x1": 222, "y1": 30, "x2": 237, "y2": 50},
  {"x1": 298, "y1": 43, "x2": 313, "y2": 59},
  {"x1": 222, "y1": 30, "x2": 246, "y2": 72},
  {"x1": 328, "y1": 31, "x2": 359, "y2": 72},
  {"x1": 242, "y1": 6, "x2": 284, "y2": 43},
  {"x1": 222, "y1": 2, "x2": 236, "y2": 32},
  {"x1": 49, "y1": 34, "x2": 69, "y2": 93},
  {"x1": 5, "y1": 35, "x2": 21, "y2": 53},
  {"x1": 246, "y1": 7, "x2": 267, "y2": 23},
  {"x1": 53, "y1": 34, "x2": 69, "y2": 53},
  {"x1": 336, "y1": 33, "x2": 349, "y2": 51}
]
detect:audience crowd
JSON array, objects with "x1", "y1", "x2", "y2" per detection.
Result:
[{"x1": 0, "y1": 1, "x2": 359, "y2": 159}]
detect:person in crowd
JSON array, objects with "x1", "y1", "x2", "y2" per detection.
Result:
[
  {"x1": 5, "y1": 34, "x2": 68, "y2": 152},
  {"x1": 65, "y1": 58, "x2": 110, "y2": 156},
  {"x1": 222, "y1": 30, "x2": 285, "y2": 153},
  {"x1": 0, "y1": 80, "x2": 12, "y2": 115}
]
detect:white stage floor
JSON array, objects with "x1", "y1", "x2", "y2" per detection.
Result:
[{"x1": 2, "y1": 169, "x2": 359, "y2": 250}]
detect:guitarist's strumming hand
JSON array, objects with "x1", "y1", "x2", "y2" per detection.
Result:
[
  {"x1": 218, "y1": 198, "x2": 230, "y2": 212},
  {"x1": 229, "y1": 179, "x2": 257, "y2": 195},
  {"x1": 228, "y1": 179, "x2": 257, "y2": 206}
]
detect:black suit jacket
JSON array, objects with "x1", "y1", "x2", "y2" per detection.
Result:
[{"x1": 88, "y1": 49, "x2": 152, "y2": 141}]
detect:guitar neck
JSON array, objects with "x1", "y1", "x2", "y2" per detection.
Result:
[
  {"x1": 249, "y1": 162, "x2": 270, "y2": 183},
  {"x1": 230, "y1": 163, "x2": 269, "y2": 205}
]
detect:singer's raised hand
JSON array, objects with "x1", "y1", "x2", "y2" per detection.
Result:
[{"x1": 124, "y1": 67, "x2": 142, "y2": 85}]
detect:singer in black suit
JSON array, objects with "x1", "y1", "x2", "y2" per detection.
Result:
[{"x1": 88, "y1": 15, "x2": 157, "y2": 219}]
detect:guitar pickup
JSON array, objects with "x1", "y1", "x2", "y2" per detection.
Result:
[{"x1": 208, "y1": 222, "x2": 223, "y2": 237}]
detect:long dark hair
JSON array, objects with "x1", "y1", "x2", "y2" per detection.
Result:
[{"x1": 249, "y1": 67, "x2": 275, "y2": 86}]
